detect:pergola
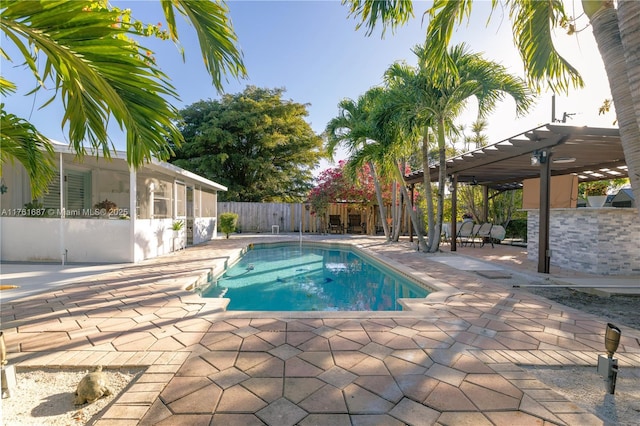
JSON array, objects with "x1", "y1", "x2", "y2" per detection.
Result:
[{"x1": 405, "y1": 124, "x2": 628, "y2": 273}]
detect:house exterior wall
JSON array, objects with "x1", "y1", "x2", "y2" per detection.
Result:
[
  {"x1": 527, "y1": 208, "x2": 640, "y2": 275},
  {"x1": 2, "y1": 150, "x2": 224, "y2": 264},
  {"x1": 193, "y1": 217, "x2": 218, "y2": 244},
  {"x1": 0, "y1": 217, "x2": 130, "y2": 263},
  {"x1": 134, "y1": 218, "x2": 175, "y2": 262}
]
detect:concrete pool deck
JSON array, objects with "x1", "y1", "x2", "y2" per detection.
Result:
[{"x1": 1, "y1": 234, "x2": 639, "y2": 425}]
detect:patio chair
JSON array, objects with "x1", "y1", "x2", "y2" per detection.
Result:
[
  {"x1": 348, "y1": 214, "x2": 364, "y2": 234},
  {"x1": 456, "y1": 220, "x2": 476, "y2": 247},
  {"x1": 328, "y1": 215, "x2": 343, "y2": 234},
  {"x1": 441, "y1": 222, "x2": 451, "y2": 243},
  {"x1": 474, "y1": 222, "x2": 495, "y2": 248}
]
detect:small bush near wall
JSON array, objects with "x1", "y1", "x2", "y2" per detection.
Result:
[
  {"x1": 219, "y1": 212, "x2": 239, "y2": 239},
  {"x1": 505, "y1": 219, "x2": 527, "y2": 241}
]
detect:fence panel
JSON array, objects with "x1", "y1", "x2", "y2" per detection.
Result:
[
  {"x1": 217, "y1": 202, "x2": 383, "y2": 234},
  {"x1": 218, "y1": 202, "x2": 316, "y2": 233}
]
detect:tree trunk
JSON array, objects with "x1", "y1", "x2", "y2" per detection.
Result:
[
  {"x1": 588, "y1": 3, "x2": 640, "y2": 220},
  {"x1": 616, "y1": 1, "x2": 640, "y2": 214},
  {"x1": 617, "y1": 1, "x2": 640, "y2": 129},
  {"x1": 392, "y1": 160, "x2": 406, "y2": 241},
  {"x1": 390, "y1": 179, "x2": 398, "y2": 241},
  {"x1": 393, "y1": 162, "x2": 427, "y2": 249},
  {"x1": 369, "y1": 161, "x2": 390, "y2": 240},
  {"x1": 428, "y1": 118, "x2": 447, "y2": 253},
  {"x1": 421, "y1": 131, "x2": 434, "y2": 252}
]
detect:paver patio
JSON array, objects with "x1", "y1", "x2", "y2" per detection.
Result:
[{"x1": 2, "y1": 235, "x2": 639, "y2": 425}]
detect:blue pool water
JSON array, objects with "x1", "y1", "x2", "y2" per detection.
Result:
[{"x1": 200, "y1": 244, "x2": 429, "y2": 311}]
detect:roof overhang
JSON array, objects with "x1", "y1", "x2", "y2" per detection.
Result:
[
  {"x1": 405, "y1": 124, "x2": 627, "y2": 190},
  {"x1": 50, "y1": 141, "x2": 227, "y2": 192}
]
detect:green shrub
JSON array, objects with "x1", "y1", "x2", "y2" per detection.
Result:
[
  {"x1": 219, "y1": 212, "x2": 239, "y2": 239},
  {"x1": 505, "y1": 219, "x2": 527, "y2": 241}
]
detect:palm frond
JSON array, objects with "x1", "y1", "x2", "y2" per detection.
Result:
[
  {"x1": 1, "y1": 0, "x2": 181, "y2": 166},
  {"x1": 342, "y1": 0, "x2": 414, "y2": 37},
  {"x1": 0, "y1": 106, "x2": 56, "y2": 198},
  {"x1": 422, "y1": 0, "x2": 474, "y2": 80},
  {"x1": 162, "y1": 0, "x2": 247, "y2": 91},
  {"x1": 508, "y1": 0, "x2": 583, "y2": 93}
]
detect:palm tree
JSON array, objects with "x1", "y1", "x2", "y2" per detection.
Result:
[
  {"x1": 1, "y1": 0, "x2": 245, "y2": 196},
  {"x1": 384, "y1": 43, "x2": 533, "y2": 252},
  {"x1": 369, "y1": 102, "x2": 427, "y2": 247},
  {"x1": 381, "y1": 63, "x2": 437, "y2": 251},
  {"x1": 342, "y1": 0, "x2": 640, "y2": 220},
  {"x1": 326, "y1": 88, "x2": 392, "y2": 240},
  {"x1": 470, "y1": 119, "x2": 489, "y2": 149}
]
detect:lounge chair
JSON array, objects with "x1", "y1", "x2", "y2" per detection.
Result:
[
  {"x1": 474, "y1": 222, "x2": 494, "y2": 248},
  {"x1": 328, "y1": 215, "x2": 343, "y2": 234},
  {"x1": 456, "y1": 221, "x2": 475, "y2": 247}
]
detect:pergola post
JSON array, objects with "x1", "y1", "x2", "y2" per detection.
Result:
[
  {"x1": 538, "y1": 150, "x2": 552, "y2": 273},
  {"x1": 409, "y1": 184, "x2": 414, "y2": 243},
  {"x1": 451, "y1": 175, "x2": 458, "y2": 251},
  {"x1": 482, "y1": 185, "x2": 489, "y2": 222}
]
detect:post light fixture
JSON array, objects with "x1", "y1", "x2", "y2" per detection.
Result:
[
  {"x1": 447, "y1": 175, "x2": 455, "y2": 192},
  {"x1": 597, "y1": 323, "x2": 621, "y2": 394},
  {"x1": 605, "y1": 323, "x2": 621, "y2": 358},
  {"x1": 530, "y1": 150, "x2": 548, "y2": 166}
]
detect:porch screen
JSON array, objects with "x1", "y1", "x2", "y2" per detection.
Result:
[
  {"x1": 153, "y1": 181, "x2": 172, "y2": 218},
  {"x1": 201, "y1": 190, "x2": 217, "y2": 217},
  {"x1": 176, "y1": 182, "x2": 186, "y2": 217}
]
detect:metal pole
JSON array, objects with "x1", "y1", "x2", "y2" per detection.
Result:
[
  {"x1": 538, "y1": 150, "x2": 552, "y2": 273},
  {"x1": 451, "y1": 175, "x2": 458, "y2": 251},
  {"x1": 409, "y1": 184, "x2": 414, "y2": 243},
  {"x1": 59, "y1": 152, "x2": 65, "y2": 265}
]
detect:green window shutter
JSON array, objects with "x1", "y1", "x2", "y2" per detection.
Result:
[
  {"x1": 42, "y1": 173, "x2": 61, "y2": 210},
  {"x1": 66, "y1": 170, "x2": 91, "y2": 210}
]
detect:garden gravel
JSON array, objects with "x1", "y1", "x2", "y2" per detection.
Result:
[{"x1": 1, "y1": 368, "x2": 142, "y2": 426}]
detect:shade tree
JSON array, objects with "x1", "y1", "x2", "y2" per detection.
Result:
[{"x1": 171, "y1": 86, "x2": 323, "y2": 202}]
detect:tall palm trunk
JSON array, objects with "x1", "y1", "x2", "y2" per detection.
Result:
[
  {"x1": 588, "y1": 3, "x2": 640, "y2": 220},
  {"x1": 393, "y1": 160, "x2": 407, "y2": 241},
  {"x1": 617, "y1": 0, "x2": 640, "y2": 211},
  {"x1": 369, "y1": 161, "x2": 390, "y2": 240},
  {"x1": 421, "y1": 130, "x2": 434, "y2": 252},
  {"x1": 427, "y1": 117, "x2": 447, "y2": 253},
  {"x1": 617, "y1": 1, "x2": 640, "y2": 128},
  {"x1": 392, "y1": 161, "x2": 427, "y2": 250}
]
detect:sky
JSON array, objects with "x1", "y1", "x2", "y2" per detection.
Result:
[{"x1": 2, "y1": 1, "x2": 615, "y2": 174}]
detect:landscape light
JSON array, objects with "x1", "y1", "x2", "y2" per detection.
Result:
[{"x1": 597, "y1": 323, "x2": 621, "y2": 394}]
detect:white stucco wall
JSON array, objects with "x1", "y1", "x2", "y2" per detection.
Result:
[
  {"x1": 133, "y1": 219, "x2": 175, "y2": 262},
  {"x1": 0, "y1": 217, "x2": 131, "y2": 263},
  {"x1": 193, "y1": 217, "x2": 218, "y2": 244}
]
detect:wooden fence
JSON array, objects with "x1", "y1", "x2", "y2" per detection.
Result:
[{"x1": 217, "y1": 202, "x2": 388, "y2": 234}]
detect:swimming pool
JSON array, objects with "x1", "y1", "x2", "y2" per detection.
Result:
[{"x1": 199, "y1": 243, "x2": 430, "y2": 311}]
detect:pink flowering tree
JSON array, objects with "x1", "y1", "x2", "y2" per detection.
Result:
[{"x1": 308, "y1": 160, "x2": 412, "y2": 233}]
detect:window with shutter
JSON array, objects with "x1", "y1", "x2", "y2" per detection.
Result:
[
  {"x1": 42, "y1": 174, "x2": 61, "y2": 213},
  {"x1": 66, "y1": 170, "x2": 91, "y2": 211},
  {"x1": 41, "y1": 170, "x2": 91, "y2": 216}
]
